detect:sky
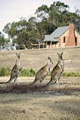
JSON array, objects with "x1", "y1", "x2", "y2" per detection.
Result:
[{"x1": 0, "y1": 0, "x2": 80, "y2": 32}]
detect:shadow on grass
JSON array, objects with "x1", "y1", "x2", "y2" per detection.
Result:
[{"x1": 0, "y1": 83, "x2": 80, "y2": 95}]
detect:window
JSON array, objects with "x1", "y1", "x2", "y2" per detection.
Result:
[
  {"x1": 75, "y1": 37, "x2": 77, "y2": 46},
  {"x1": 63, "y1": 37, "x2": 66, "y2": 43}
]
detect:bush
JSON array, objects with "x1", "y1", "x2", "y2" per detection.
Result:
[
  {"x1": 20, "y1": 68, "x2": 35, "y2": 76},
  {"x1": 62, "y1": 72, "x2": 80, "y2": 77},
  {"x1": 0, "y1": 67, "x2": 36, "y2": 77},
  {"x1": 1, "y1": 67, "x2": 80, "y2": 77},
  {"x1": 0, "y1": 67, "x2": 10, "y2": 76}
]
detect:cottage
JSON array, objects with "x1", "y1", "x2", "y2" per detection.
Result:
[{"x1": 44, "y1": 23, "x2": 80, "y2": 48}]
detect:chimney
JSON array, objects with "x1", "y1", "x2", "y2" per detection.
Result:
[{"x1": 66, "y1": 23, "x2": 75, "y2": 46}]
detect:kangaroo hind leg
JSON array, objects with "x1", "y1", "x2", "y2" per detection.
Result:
[{"x1": 14, "y1": 77, "x2": 18, "y2": 83}]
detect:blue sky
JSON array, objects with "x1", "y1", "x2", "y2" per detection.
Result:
[{"x1": 0, "y1": 0, "x2": 80, "y2": 32}]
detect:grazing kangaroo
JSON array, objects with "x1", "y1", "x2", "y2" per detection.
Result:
[
  {"x1": 29, "y1": 57, "x2": 53, "y2": 86},
  {"x1": 0, "y1": 53, "x2": 22, "y2": 84},
  {"x1": 45, "y1": 52, "x2": 64, "y2": 87}
]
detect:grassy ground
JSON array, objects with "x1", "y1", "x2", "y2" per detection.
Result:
[
  {"x1": 0, "y1": 76, "x2": 80, "y2": 120},
  {"x1": 0, "y1": 47, "x2": 80, "y2": 72},
  {"x1": 0, "y1": 48, "x2": 80, "y2": 120}
]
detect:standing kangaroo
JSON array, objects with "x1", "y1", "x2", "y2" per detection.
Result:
[
  {"x1": 0, "y1": 53, "x2": 22, "y2": 84},
  {"x1": 29, "y1": 57, "x2": 53, "y2": 86},
  {"x1": 6, "y1": 53, "x2": 22, "y2": 83},
  {"x1": 45, "y1": 52, "x2": 64, "y2": 87}
]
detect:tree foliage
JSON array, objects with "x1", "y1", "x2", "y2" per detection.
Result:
[
  {"x1": 3, "y1": 1, "x2": 80, "y2": 49},
  {"x1": 0, "y1": 32, "x2": 6, "y2": 46}
]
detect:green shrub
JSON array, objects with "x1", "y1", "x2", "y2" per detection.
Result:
[
  {"x1": 0, "y1": 67, "x2": 36, "y2": 76},
  {"x1": 0, "y1": 67, "x2": 80, "y2": 77},
  {"x1": 20, "y1": 68, "x2": 35, "y2": 76},
  {"x1": 0, "y1": 67, "x2": 10, "y2": 76},
  {"x1": 62, "y1": 72, "x2": 80, "y2": 77}
]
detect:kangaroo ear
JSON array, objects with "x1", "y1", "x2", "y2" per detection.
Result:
[
  {"x1": 48, "y1": 57, "x2": 53, "y2": 64},
  {"x1": 48, "y1": 57, "x2": 51, "y2": 60},
  {"x1": 48, "y1": 57, "x2": 52, "y2": 61},
  {"x1": 61, "y1": 52, "x2": 63, "y2": 55}
]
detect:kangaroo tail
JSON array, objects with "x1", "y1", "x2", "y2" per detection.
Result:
[
  {"x1": 0, "y1": 82, "x2": 7, "y2": 84},
  {"x1": 6, "y1": 77, "x2": 14, "y2": 83},
  {"x1": 0, "y1": 77, "x2": 13, "y2": 84}
]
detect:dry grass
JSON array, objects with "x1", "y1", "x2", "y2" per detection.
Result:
[
  {"x1": 0, "y1": 48, "x2": 80, "y2": 120},
  {"x1": 0, "y1": 47, "x2": 80, "y2": 72},
  {"x1": 0, "y1": 76, "x2": 80, "y2": 120}
]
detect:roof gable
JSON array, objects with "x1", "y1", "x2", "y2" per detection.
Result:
[
  {"x1": 44, "y1": 26, "x2": 69, "y2": 42},
  {"x1": 51, "y1": 26, "x2": 69, "y2": 38}
]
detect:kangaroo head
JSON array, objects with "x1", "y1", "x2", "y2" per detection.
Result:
[
  {"x1": 16, "y1": 53, "x2": 21, "y2": 59},
  {"x1": 57, "y1": 52, "x2": 63, "y2": 60},
  {"x1": 48, "y1": 57, "x2": 53, "y2": 65}
]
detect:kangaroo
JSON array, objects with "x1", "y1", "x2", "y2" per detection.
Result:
[
  {"x1": 45, "y1": 52, "x2": 64, "y2": 87},
  {"x1": 0, "y1": 53, "x2": 22, "y2": 84},
  {"x1": 7, "y1": 53, "x2": 22, "y2": 83},
  {"x1": 29, "y1": 57, "x2": 53, "y2": 86}
]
